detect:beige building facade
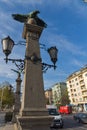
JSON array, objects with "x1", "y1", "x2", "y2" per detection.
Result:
[
  {"x1": 66, "y1": 66, "x2": 87, "y2": 111},
  {"x1": 45, "y1": 89, "x2": 53, "y2": 104}
]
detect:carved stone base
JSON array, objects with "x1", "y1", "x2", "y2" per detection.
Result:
[
  {"x1": 15, "y1": 115, "x2": 53, "y2": 130},
  {"x1": 20, "y1": 108, "x2": 49, "y2": 116}
]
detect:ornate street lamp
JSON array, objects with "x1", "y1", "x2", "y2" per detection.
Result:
[
  {"x1": 1, "y1": 36, "x2": 14, "y2": 63},
  {"x1": 1, "y1": 36, "x2": 58, "y2": 72},
  {"x1": 48, "y1": 46, "x2": 58, "y2": 69}
]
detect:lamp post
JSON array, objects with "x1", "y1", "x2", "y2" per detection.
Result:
[{"x1": 1, "y1": 10, "x2": 58, "y2": 130}]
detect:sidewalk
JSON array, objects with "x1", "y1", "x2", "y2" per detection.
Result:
[
  {"x1": 0, "y1": 111, "x2": 16, "y2": 130},
  {"x1": 0, "y1": 123, "x2": 15, "y2": 130}
]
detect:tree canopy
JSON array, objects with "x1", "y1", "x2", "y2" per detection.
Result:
[{"x1": 0, "y1": 82, "x2": 15, "y2": 109}]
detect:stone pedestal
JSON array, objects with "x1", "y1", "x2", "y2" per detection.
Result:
[
  {"x1": 15, "y1": 23, "x2": 53, "y2": 130},
  {"x1": 16, "y1": 116, "x2": 52, "y2": 130}
]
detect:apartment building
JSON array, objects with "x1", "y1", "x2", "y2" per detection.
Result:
[
  {"x1": 51, "y1": 82, "x2": 67, "y2": 106},
  {"x1": 66, "y1": 66, "x2": 87, "y2": 111},
  {"x1": 45, "y1": 82, "x2": 68, "y2": 106}
]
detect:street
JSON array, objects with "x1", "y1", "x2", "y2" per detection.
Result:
[
  {"x1": 50, "y1": 114, "x2": 87, "y2": 130},
  {"x1": 58, "y1": 114, "x2": 87, "y2": 130},
  {"x1": 0, "y1": 112, "x2": 5, "y2": 127}
]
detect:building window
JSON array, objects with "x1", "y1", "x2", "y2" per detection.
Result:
[
  {"x1": 70, "y1": 85, "x2": 72, "y2": 88},
  {"x1": 71, "y1": 89, "x2": 73, "y2": 92},
  {"x1": 74, "y1": 93, "x2": 77, "y2": 96},
  {"x1": 84, "y1": 97, "x2": 87, "y2": 101},
  {"x1": 74, "y1": 89, "x2": 76, "y2": 92},
  {"x1": 79, "y1": 75, "x2": 82, "y2": 78},
  {"x1": 80, "y1": 80, "x2": 84, "y2": 84},
  {"x1": 72, "y1": 98, "x2": 75, "y2": 102},
  {"x1": 79, "y1": 98, "x2": 82, "y2": 102},
  {"x1": 81, "y1": 85, "x2": 85, "y2": 89},
  {"x1": 85, "y1": 73, "x2": 87, "y2": 77},
  {"x1": 69, "y1": 81, "x2": 71, "y2": 83},
  {"x1": 76, "y1": 83, "x2": 78, "y2": 85},
  {"x1": 71, "y1": 94, "x2": 73, "y2": 96},
  {"x1": 75, "y1": 78, "x2": 77, "y2": 81}
]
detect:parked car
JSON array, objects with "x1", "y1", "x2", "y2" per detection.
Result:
[
  {"x1": 73, "y1": 112, "x2": 83, "y2": 121},
  {"x1": 73, "y1": 112, "x2": 87, "y2": 123},
  {"x1": 48, "y1": 108, "x2": 64, "y2": 128}
]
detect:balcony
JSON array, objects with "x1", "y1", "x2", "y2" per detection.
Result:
[
  {"x1": 82, "y1": 93, "x2": 87, "y2": 97},
  {"x1": 81, "y1": 87, "x2": 87, "y2": 92}
]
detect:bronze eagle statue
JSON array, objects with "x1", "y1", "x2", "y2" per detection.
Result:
[
  {"x1": 11, "y1": 69, "x2": 21, "y2": 78},
  {"x1": 12, "y1": 10, "x2": 47, "y2": 28}
]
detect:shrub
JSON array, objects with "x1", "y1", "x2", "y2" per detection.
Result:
[{"x1": 5, "y1": 112, "x2": 13, "y2": 123}]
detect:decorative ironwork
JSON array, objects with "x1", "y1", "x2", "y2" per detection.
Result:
[
  {"x1": 14, "y1": 62, "x2": 24, "y2": 73},
  {"x1": 1, "y1": 36, "x2": 58, "y2": 73},
  {"x1": 4, "y1": 58, "x2": 25, "y2": 72},
  {"x1": 40, "y1": 43, "x2": 47, "y2": 51},
  {"x1": 42, "y1": 63, "x2": 56, "y2": 73}
]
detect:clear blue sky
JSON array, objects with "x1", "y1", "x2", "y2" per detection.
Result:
[{"x1": 0, "y1": 0, "x2": 87, "y2": 90}]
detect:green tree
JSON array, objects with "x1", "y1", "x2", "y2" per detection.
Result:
[
  {"x1": 0, "y1": 82, "x2": 15, "y2": 109},
  {"x1": 55, "y1": 89, "x2": 70, "y2": 108},
  {"x1": 60, "y1": 90, "x2": 70, "y2": 106}
]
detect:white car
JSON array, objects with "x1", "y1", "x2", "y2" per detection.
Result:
[{"x1": 48, "y1": 108, "x2": 64, "y2": 128}]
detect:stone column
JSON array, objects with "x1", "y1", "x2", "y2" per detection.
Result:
[
  {"x1": 16, "y1": 20, "x2": 53, "y2": 130},
  {"x1": 12, "y1": 74, "x2": 22, "y2": 123},
  {"x1": 15, "y1": 74, "x2": 22, "y2": 114}
]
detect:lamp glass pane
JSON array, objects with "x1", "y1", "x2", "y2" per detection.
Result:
[
  {"x1": 2, "y1": 39, "x2": 9, "y2": 51},
  {"x1": 2, "y1": 36, "x2": 14, "y2": 56},
  {"x1": 48, "y1": 46, "x2": 58, "y2": 64},
  {"x1": 48, "y1": 47, "x2": 58, "y2": 58},
  {"x1": 8, "y1": 39, "x2": 14, "y2": 51}
]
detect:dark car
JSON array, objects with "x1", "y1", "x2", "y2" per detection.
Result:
[
  {"x1": 80, "y1": 113, "x2": 87, "y2": 123},
  {"x1": 73, "y1": 112, "x2": 87, "y2": 123},
  {"x1": 48, "y1": 108, "x2": 64, "y2": 129},
  {"x1": 50, "y1": 118, "x2": 64, "y2": 129},
  {"x1": 73, "y1": 112, "x2": 83, "y2": 121}
]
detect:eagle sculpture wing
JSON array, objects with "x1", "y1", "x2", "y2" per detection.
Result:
[
  {"x1": 35, "y1": 17, "x2": 47, "y2": 28},
  {"x1": 12, "y1": 14, "x2": 28, "y2": 23},
  {"x1": 12, "y1": 10, "x2": 39, "y2": 23}
]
